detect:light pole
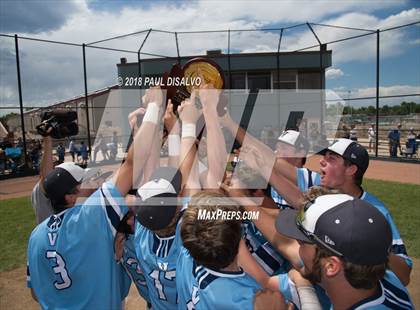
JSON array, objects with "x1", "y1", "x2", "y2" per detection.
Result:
[{"x1": 348, "y1": 90, "x2": 352, "y2": 120}]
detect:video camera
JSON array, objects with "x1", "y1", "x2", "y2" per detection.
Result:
[{"x1": 36, "y1": 110, "x2": 78, "y2": 139}]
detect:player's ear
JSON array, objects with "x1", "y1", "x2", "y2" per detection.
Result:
[
  {"x1": 323, "y1": 256, "x2": 342, "y2": 278},
  {"x1": 344, "y1": 163, "x2": 358, "y2": 178}
]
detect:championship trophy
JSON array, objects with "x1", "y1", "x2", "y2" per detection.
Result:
[{"x1": 162, "y1": 57, "x2": 227, "y2": 116}]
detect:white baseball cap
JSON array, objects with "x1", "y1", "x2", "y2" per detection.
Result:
[{"x1": 277, "y1": 130, "x2": 309, "y2": 152}]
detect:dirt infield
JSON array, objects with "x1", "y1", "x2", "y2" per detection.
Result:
[
  {"x1": 1, "y1": 158, "x2": 419, "y2": 201},
  {"x1": 1, "y1": 262, "x2": 419, "y2": 309},
  {"x1": 0, "y1": 266, "x2": 147, "y2": 310},
  {"x1": 0, "y1": 158, "x2": 419, "y2": 308},
  {"x1": 305, "y1": 155, "x2": 420, "y2": 185}
]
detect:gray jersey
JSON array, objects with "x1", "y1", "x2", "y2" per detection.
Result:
[{"x1": 31, "y1": 181, "x2": 54, "y2": 224}]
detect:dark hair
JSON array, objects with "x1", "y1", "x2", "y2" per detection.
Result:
[
  {"x1": 313, "y1": 247, "x2": 387, "y2": 289},
  {"x1": 181, "y1": 191, "x2": 243, "y2": 270},
  {"x1": 343, "y1": 159, "x2": 364, "y2": 186}
]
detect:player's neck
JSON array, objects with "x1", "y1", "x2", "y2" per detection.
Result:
[
  {"x1": 220, "y1": 261, "x2": 241, "y2": 273},
  {"x1": 327, "y1": 280, "x2": 379, "y2": 309},
  {"x1": 341, "y1": 182, "x2": 363, "y2": 198}
]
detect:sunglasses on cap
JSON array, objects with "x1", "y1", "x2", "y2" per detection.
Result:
[{"x1": 295, "y1": 202, "x2": 345, "y2": 258}]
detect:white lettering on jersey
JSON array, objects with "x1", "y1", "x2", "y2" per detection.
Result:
[{"x1": 48, "y1": 233, "x2": 57, "y2": 246}]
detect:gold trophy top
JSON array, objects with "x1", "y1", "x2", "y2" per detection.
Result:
[{"x1": 183, "y1": 58, "x2": 225, "y2": 94}]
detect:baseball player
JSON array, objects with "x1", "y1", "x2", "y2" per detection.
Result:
[
  {"x1": 276, "y1": 194, "x2": 414, "y2": 309},
  {"x1": 133, "y1": 167, "x2": 184, "y2": 310},
  {"x1": 240, "y1": 138, "x2": 413, "y2": 286},
  {"x1": 27, "y1": 87, "x2": 163, "y2": 309},
  {"x1": 177, "y1": 191, "x2": 265, "y2": 310}
]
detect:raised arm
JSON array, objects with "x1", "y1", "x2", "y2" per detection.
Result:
[
  {"x1": 39, "y1": 133, "x2": 54, "y2": 185},
  {"x1": 163, "y1": 100, "x2": 181, "y2": 168},
  {"x1": 221, "y1": 181, "x2": 302, "y2": 270},
  {"x1": 220, "y1": 112, "x2": 297, "y2": 183},
  {"x1": 200, "y1": 85, "x2": 227, "y2": 188},
  {"x1": 113, "y1": 87, "x2": 163, "y2": 196},
  {"x1": 178, "y1": 95, "x2": 202, "y2": 196},
  {"x1": 239, "y1": 145, "x2": 303, "y2": 208}
]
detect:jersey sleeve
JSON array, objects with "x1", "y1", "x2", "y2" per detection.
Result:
[
  {"x1": 385, "y1": 211, "x2": 413, "y2": 268},
  {"x1": 81, "y1": 181, "x2": 128, "y2": 237},
  {"x1": 296, "y1": 168, "x2": 321, "y2": 192},
  {"x1": 368, "y1": 196, "x2": 413, "y2": 268}
]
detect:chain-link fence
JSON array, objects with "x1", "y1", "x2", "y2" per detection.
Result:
[{"x1": 1, "y1": 21, "x2": 419, "y2": 177}]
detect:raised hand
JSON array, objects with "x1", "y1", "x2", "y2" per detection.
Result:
[
  {"x1": 141, "y1": 86, "x2": 164, "y2": 108},
  {"x1": 163, "y1": 99, "x2": 179, "y2": 132},
  {"x1": 198, "y1": 83, "x2": 221, "y2": 112},
  {"x1": 177, "y1": 92, "x2": 201, "y2": 125}
]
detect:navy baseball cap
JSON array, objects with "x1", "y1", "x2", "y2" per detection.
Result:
[
  {"x1": 135, "y1": 167, "x2": 182, "y2": 231},
  {"x1": 319, "y1": 139, "x2": 369, "y2": 174},
  {"x1": 275, "y1": 194, "x2": 392, "y2": 265},
  {"x1": 44, "y1": 163, "x2": 111, "y2": 201}
]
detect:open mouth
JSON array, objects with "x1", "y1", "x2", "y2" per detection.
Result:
[{"x1": 320, "y1": 169, "x2": 326, "y2": 180}]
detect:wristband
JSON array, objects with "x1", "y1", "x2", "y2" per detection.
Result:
[
  {"x1": 143, "y1": 102, "x2": 159, "y2": 124},
  {"x1": 168, "y1": 135, "x2": 181, "y2": 156},
  {"x1": 297, "y1": 286, "x2": 322, "y2": 310},
  {"x1": 182, "y1": 123, "x2": 196, "y2": 138}
]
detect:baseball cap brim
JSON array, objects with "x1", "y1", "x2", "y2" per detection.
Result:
[{"x1": 275, "y1": 209, "x2": 312, "y2": 243}]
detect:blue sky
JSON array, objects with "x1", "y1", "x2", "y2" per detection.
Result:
[{"x1": 0, "y1": 0, "x2": 419, "y2": 112}]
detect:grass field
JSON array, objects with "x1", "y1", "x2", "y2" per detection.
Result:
[{"x1": 0, "y1": 179, "x2": 419, "y2": 272}]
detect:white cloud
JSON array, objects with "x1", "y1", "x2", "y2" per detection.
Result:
[
  {"x1": 0, "y1": 0, "x2": 418, "y2": 113},
  {"x1": 326, "y1": 68, "x2": 344, "y2": 79},
  {"x1": 333, "y1": 84, "x2": 420, "y2": 107}
]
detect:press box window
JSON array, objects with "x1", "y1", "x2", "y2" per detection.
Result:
[{"x1": 247, "y1": 73, "x2": 271, "y2": 92}]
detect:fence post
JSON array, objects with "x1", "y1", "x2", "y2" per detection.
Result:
[
  {"x1": 82, "y1": 44, "x2": 92, "y2": 156},
  {"x1": 375, "y1": 29, "x2": 380, "y2": 157},
  {"x1": 14, "y1": 34, "x2": 29, "y2": 170}
]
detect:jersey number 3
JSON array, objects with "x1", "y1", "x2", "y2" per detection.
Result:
[{"x1": 46, "y1": 251, "x2": 72, "y2": 290}]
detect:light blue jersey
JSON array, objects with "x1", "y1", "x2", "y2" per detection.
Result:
[
  {"x1": 298, "y1": 170, "x2": 412, "y2": 269},
  {"x1": 340, "y1": 270, "x2": 413, "y2": 309},
  {"x1": 295, "y1": 168, "x2": 321, "y2": 193},
  {"x1": 27, "y1": 181, "x2": 128, "y2": 310},
  {"x1": 134, "y1": 213, "x2": 184, "y2": 310},
  {"x1": 176, "y1": 247, "x2": 261, "y2": 310},
  {"x1": 242, "y1": 220, "x2": 290, "y2": 275},
  {"x1": 121, "y1": 235, "x2": 150, "y2": 304},
  {"x1": 360, "y1": 191, "x2": 412, "y2": 268},
  {"x1": 272, "y1": 168, "x2": 319, "y2": 209}
]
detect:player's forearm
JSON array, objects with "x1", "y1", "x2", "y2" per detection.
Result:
[
  {"x1": 141, "y1": 126, "x2": 161, "y2": 186},
  {"x1": 388, "y1": 254, "x2": 411, "y2": 286},
  {"x1": 179, "y1": 133, "x2": 200, "y2": 195},
  {"x1": 237, "y1": 239, "x2": 270, "y2": 288},
  {"x1": 242, "y1": 201, "x2": 301, "y2": 269},
  {"x1": 167, "y1": 121, "x2": 181, "y2": 168},
  {"x1": 115, "y1": 103, "x2": 160, "y2": 196},
  {"x1": 203, "y1": 108, "x2": 227, "y2": 188},
  {"x1": 40, "y1": 136, "x2": 53, "y2": 183},
  {"x1": 269, "y1": 171, "x2": 303, "y2": 209},
  {"x1": 273, "y1": 158, "x2": 298, "y2": 184}
]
